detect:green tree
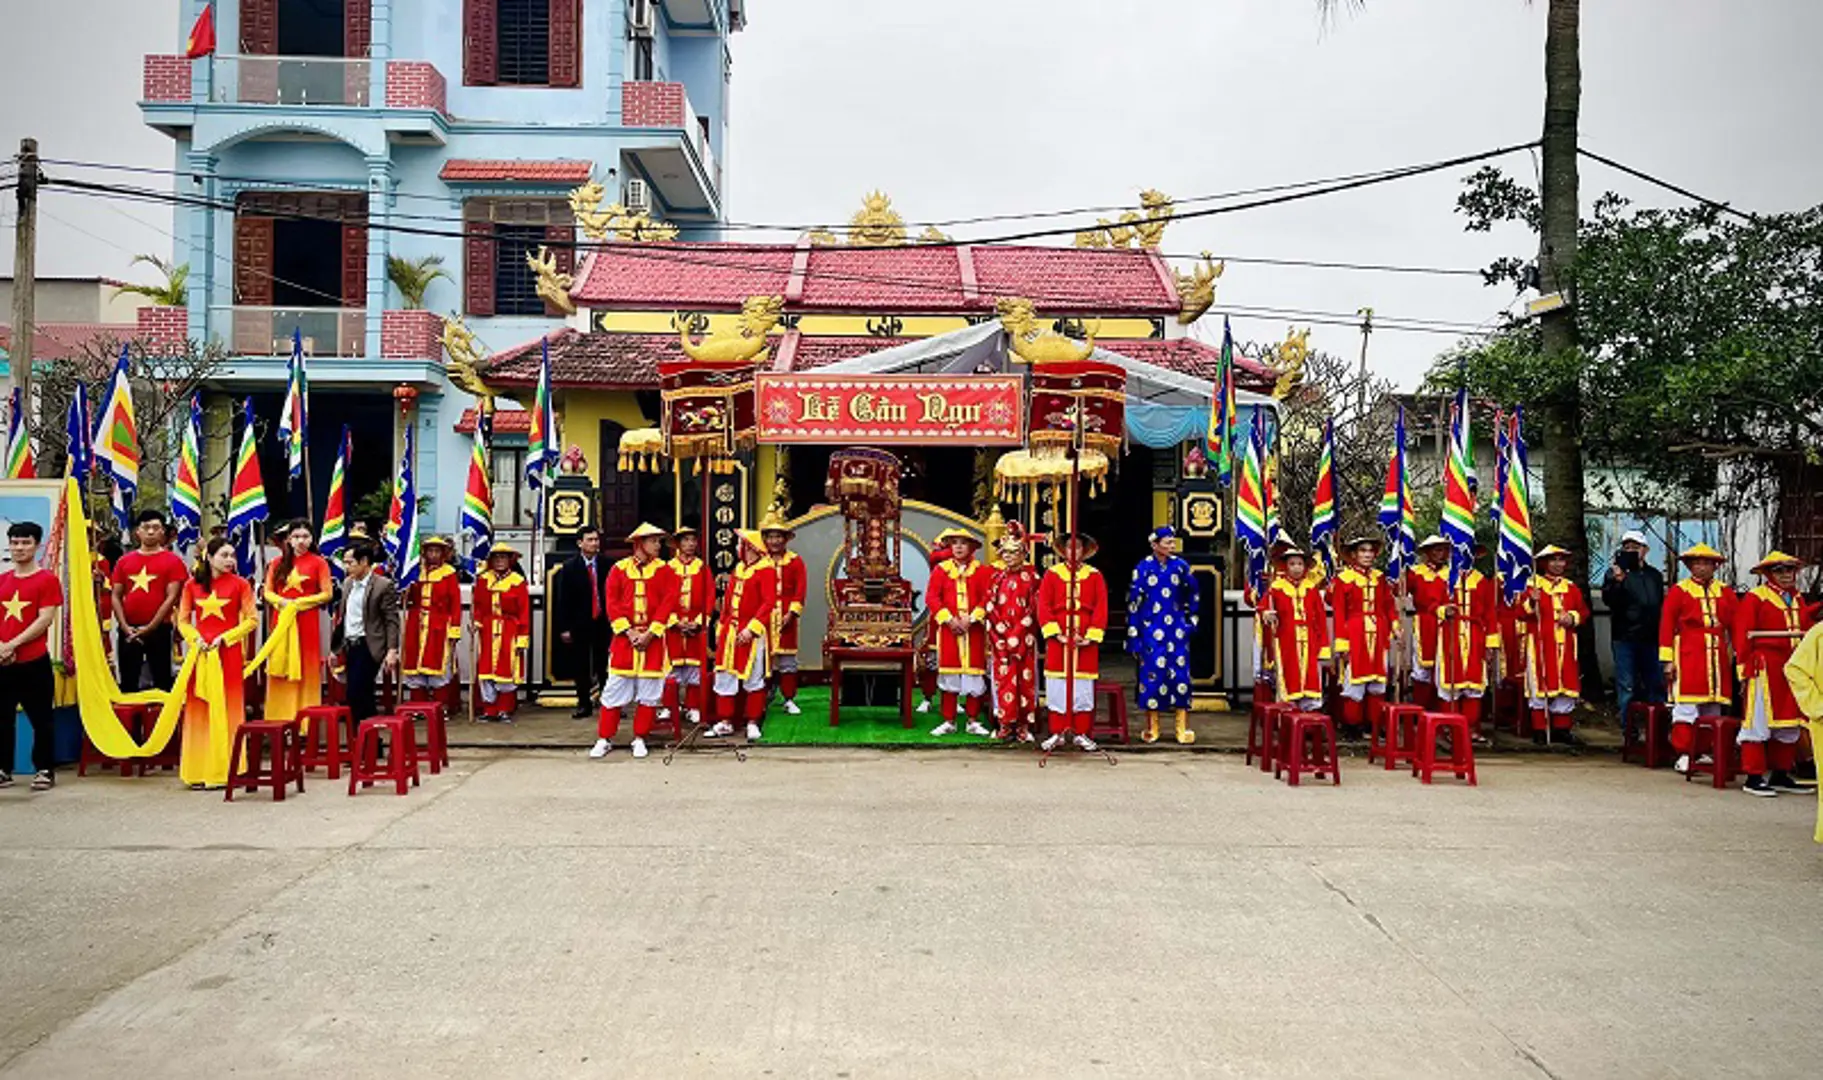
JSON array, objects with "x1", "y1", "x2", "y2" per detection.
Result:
[
  {"x1": 111, "y1": 255, "x2": 188, "y2": 307},
  {"x1": 386, "y1": 255, "x2": 451, "y2": 310}
]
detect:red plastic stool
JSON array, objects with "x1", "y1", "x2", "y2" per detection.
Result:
[
  {"x1": 348, "y1": 716, "x2": 421, "y2": 796},
  {"x1": 1273, "y1": 707, "x2": 1341, "y2": 786},
  {"x1": 1379, "y1": 704, "x2": 1425, "y2": 771},
  {"x1": 80, "y1": 703, "x2": 151, "y2": 777},
  {"x1": 297, "y1": 705, "x2": 355, "y2": 780},
  {"x1": 1685, "y1": 715, "x2": 1740, "y2": 790},
  {"x1": 224, "y1": 719, "x2": 304, "y2": 802},
  {"x1": 1091, "y1": 681, "x2": 1130, "y2": 744},
  {"x1": 1622, "y1": 702, "x2": 1673, "y2": 769},
  {"x1": 1413, "y1": 711, "x2": 1478, "y2": 785},
  {"x1": 1249, "y1": 702, "x2": 1293, "y2": 771},
  {"x1": 392, "y1": 702, "x2": 449, "y2": 774}
]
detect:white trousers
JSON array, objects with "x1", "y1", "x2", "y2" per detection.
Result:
[
  {"x1": 714, "y1": 640, "x2": 769, "y2": 696},
  {"x1": 1044, "y1": 677, "x2": 1093, "y2": 713},
  {"x1": 602, "y1": 673, "x2": 665, "y2": 708},
  {"x1": 1670, "y1": 702, "x2": 1720, "y2": 725},
  {"x1": 1527, "y1": 695, "x2": 1576, "y2": 714},
  {"x1": 937, "y1": 673, "x2": 986, "y2": 697}
]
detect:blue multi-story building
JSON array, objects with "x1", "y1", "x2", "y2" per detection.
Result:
[{"x1": 139, "y1": 0, "x2": 741, "y2": 537}]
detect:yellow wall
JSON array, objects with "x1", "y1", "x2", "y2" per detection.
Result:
[{"x1": 555, "y1": 390, "x2": 658, "y2": 485}]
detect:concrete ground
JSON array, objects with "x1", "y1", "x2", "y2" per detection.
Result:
[{"x1": 1, "y1": 750, "x2": 1817, "y2": 1079}]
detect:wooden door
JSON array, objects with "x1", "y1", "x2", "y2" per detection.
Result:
[{"x1": 597, "y1": 420, "x2": 640, "y2": 560}]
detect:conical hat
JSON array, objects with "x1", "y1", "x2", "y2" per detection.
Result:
[
  {"x1": 736, "y1": 529, "x2": 767, "y2": 554},
  {"x1": 1536, "y1": 544, "x2": 1573, "y2": 559},
  {"x1": 625, "y1": 523, "x2": 668, "y2": 542},
  {"x1": 1417, "y1": 534, "x2": 1449, "y2": 550},
  {"x1": 934, "y1": 527, "x2": 981, "y2": 548},
  {"x1": 758, "y1": 509, "x2": 795, "y2": 536},
  {"x1": 1752, "y1": 550, "x2": 1802, "y2": 574},
  {"x1": 1678, "y1": 543, "x2": 1724, "y2": 563},
  {"x1": 487, "y1": 542, "x2": 522, "y2": 558}
]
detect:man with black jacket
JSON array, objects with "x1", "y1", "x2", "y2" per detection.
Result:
[
  {"x1": 1602, "y1": 529, "x2": 1666, "y2": 733},
  {"x1": 552, "y1": 527, "x2": 611, "y2": 718}
]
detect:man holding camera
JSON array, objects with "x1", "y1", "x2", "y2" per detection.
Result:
[{"x1": 1601, "y1": 529, "x2": 1666, "y2": 734}]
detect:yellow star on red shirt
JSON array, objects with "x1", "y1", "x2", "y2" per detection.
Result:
[
  {"x1": 1, "y1": 595, "x2": 32, "y2": 622},
  {"x1": 129, "y1": 568, "x2": 157, "y2": 593},
  {"x1": 195, "y1": 591, "x2": 230, "y2": 620},
  {"x1": 285, "y1": 568, "x2": 310, "y2": 591}
]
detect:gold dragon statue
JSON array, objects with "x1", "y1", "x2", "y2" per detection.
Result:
[
  {"x1": 1174, "y1": 251, "x2": 1225, "y2": 325},
  {"x1": 1265, "y1": 326, "x2": 1311, "y2": 399},
  {"x1": 1073, "y1": 189, "x2": 1175, "y2": 250},
  {"x1": 526, "y1": 246, "x2": 576, "y2": 314},
  {"x1": 806, "y1": 228, "x2": 841, "y2": 246},
  {"x1": 441, "y1": 314, "x2": 501, "y2": 400},
  {"x1": 568, "y1": 180, "x2": 679, "y2": 243},
  {"x1": 678, "y1": 295, "x2": 786, "y2": 364},
  {"x1": 918, "y1": 225, "x2": 953, "y2": 244},
  {"x1": 847, "y1": 190, "x2": 907, "y2": 246},
  {"x1": 996, "y1": 297, "x2": 1098, "y2": 365}
]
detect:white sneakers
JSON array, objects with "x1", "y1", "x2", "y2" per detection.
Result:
[
  {"x1": 930, "y1": 720, "x2": 957, "y2": 737},
  {"x1": 1674, "y1": 753, "x2": 1690, "y2": 774},
  {"x1": 707, "y1": 721, "x2": 735, "y2": 737},
  {"x1": 916, "y1": 698, "x2": 933, "y2": 714},
  {"x1": 745, "y1": 723, "x2": 763, "y2": 741},
  {"x1": 964, "y1": 721, "x2": 992, "y2": 737},
  {"x1": 589, "y1": 738, "x2": 612, "y2": 759},
  {"x1": 687, "y1": 709, "x2": 702, "y2": 725},
  {"x1": 782, "y1": 698, "x2": 801, "y2": 715},
  {"x1": 1074, "y1": 734, "x2": 1100, "y2": 753},
  {"x1": 1040, "y1": 733, "x2": 1065, "y2": 752},
  {"x1": 632, "y1": 737, "x2": 649, "y2": 759}
]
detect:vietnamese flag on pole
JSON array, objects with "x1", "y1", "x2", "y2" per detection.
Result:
[{"x1": 185, "y1": 4, "x2": 217, "y2": 59}]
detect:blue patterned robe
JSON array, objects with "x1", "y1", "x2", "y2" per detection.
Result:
[{"x1": 1126, "y1": 555, "x2": 1199, "y2": 710}]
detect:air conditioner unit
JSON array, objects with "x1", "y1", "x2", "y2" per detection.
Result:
[
  {"x1": 624, "y1": 178, "x2": 651, "y2": 214},
  {"x1": 630, "y1": 0, "x2": 655, "y2": 37}
]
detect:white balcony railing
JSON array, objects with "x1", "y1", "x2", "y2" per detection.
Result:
[
  {"x1": 210, "y1": 54, "x2": 372, "y2": 107},
  {"x1": 680, "y1": 86, "x2": 718, "y2": 195},
  {"x1": 216, "y1": 307, "x2": 365, "y2": 358}
]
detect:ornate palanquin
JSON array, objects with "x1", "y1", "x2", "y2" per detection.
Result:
[{"x1": 823, "y1": 449, "x2": 916, "y2": 651}]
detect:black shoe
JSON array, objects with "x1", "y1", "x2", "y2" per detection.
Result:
[
  {"x1": 0, "y1": 770, "x2": 12, "y2": 788},
  {"x1": 1770, "y1": 771, "x2": 1809, "y2": 794},
  {"x1": 570, "y1": 707, "x2": 592, "y2": 719},
  {"x1": 1794, "y1": 759, "x2": 1818, "y2": 786},
  {"x1": 1743, "y1": 775, "x2": 1777, "y2": 798},
  {"x1": 30, "y1": 770, "x2": 53, "y2": 792}
]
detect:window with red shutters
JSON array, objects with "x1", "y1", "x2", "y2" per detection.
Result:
[
  {"x1": 341, "y1": 224, "x2": 368, "y2": 308},
  {"x1": 464, "y1": 0, "x2": 499, "y2": 86},
  {"x1": 543, "y1": 222, "x2": 575, "y2": 316},
  {"x1": 234, "y1": 215, "x2": 276, "y2": 306},
  {"x1": 240, "y1": 0, "x2": 278, "y2": 54},
  {"x1": 548, "y1": 0, "x2": 581, "y2": 88},
  {"x1": 345, "y1": 0, "x2": 373, "y2": 57},
  {"x1": 465, "y1": 220, "x2": 497, "y2": 317}
]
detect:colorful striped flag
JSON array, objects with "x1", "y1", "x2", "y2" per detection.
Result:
[
  {"x1": 171, "y1": 395, "x2": 203, "y2": 551},
  {"x1": 461, "y1": 419, "x2": 493, "y2": 573},
  {"x1": 1378, "y1": 405, "x2": 1417, "y2": 582},
  {"x1": 226, "y1": 398, "x2": 269, "y2": 575},
  {"x1": 1209, "y1": 317, "x2": 1238, "y2": 488},
  {"x1": 1440, "y1": 388, "x2": 1478, "y2": 589},
  {"x1": 64, "y1": 384, "x2": 92, "y2": 482},
  {"x1": 524, "y1": 338, "x2": 559, "y2": 495},
  {"x1": 1498, "y1": 407, "x2": 1534, "y2": 603},
  {"x1": 278, "y1": 328, "x2": 309, "y2": 480},
  {"x1": 319, "y1": 426, "x2": 351, "y2": 568},
  {"x1": 1234, "y1": 413, "x2": 1269, "y2": 598},
  {"x1": 92, "y1": 344, "x2": 140, "y2": 514},
  {"x1": 5, "y1": 388, "x2": 35, "y2": 479},
  {"x1": 1491, "y1": 407, "x2": 1509, "y2": 529},
  {"x1": 388, "y1": 422, "x2": 423, "y2": 588},
  {"x1": 1310, "y1": 416, "x2": 1337, "y2": 576},
  {"x1": 1263, "y1": 434, "x2": 1282, "y2": 549}
]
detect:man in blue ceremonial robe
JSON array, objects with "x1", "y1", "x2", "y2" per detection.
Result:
[{"x1": 1127, "y1": 525, "x2": 1199, "y2": 744}]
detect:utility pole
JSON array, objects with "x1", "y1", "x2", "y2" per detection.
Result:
[
  {"x1": 8, "y1": 138, "x2": 39, "y2": 418},
  {"x1": 1355, "y1": 306, "x2": 1374, "y2": 423}
]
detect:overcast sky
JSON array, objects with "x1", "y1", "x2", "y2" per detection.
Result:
[{"x1": 5, "y1": 0, "x2": 1820, "y2": 386}]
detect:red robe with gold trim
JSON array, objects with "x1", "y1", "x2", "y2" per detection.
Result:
[
  {"x1": 1659, "y1": 578, "x2": 1736, "y2": 705},
  {"x1": 931, "y1": 557, "x2": 994, "y2": 677},
  {"x1": 607, "y1": 555, "x2": 676, "y2": 678},
  {"x1": 475, "y1": 567, "x2": 530, "y2": 687},
  {"x1": 1265, "y1": 575, "x2": 1330, "y2": 702},
  {"x1": 1332, "y1": 566, "x2": 1394, "y2": 684},
  {"x1": 665, "y1": 555, "x2": 712, "y2": 669},
  {"x1": 1438, "y1": 570, "x2": 1498, "y2": 693},
  {"x1": 1038, "y1": 562, "x2": 1106, "y2": 681},
  {"x1": 1525, "y1": 575, "x2": 1588, "y2": 696},
  {"x1": 768, "y1": 551, "x2": 806, "y2": 657},
  {"x1": 716, "y1": 558, "x2": 776, "y2": 681},
  {"x1": 1405, "y1": 563, "x2": 1449, "y2": 670},
  {"x1": 402, "y1": 563, "x2": 462, "y2": 677},
  {"x1": 1732, "y1": 583, "x2": 1815, "y2": 727}
]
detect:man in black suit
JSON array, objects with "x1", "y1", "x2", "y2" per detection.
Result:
[
  {"x1": 331, "y1": 543, "x2": 402, "y2": 722},
  {"x1": 553, "y1": 527, "x2": 610, "y2": 719}
]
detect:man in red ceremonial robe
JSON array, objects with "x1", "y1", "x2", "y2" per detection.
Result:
[
  {"x1": 1732, "y1": 551, "x2": 1816, "y2": 796},
  {"x1": 1405, "y1": 535, "x2": 1451, "y2": 710},
  {"x1": 929, "y1": 527, "x2": 995, "y2": 738},
  {"x1": 760, "y1": 513, "x2": 807, "y2": 716},
  {"x1": 474, "y1": 545, "x2": 531, "y2": 722},
  {"x1": 986, "y1": 523, "x2": 1041, "y2": 743},
  {"x1": 593, "y1": 524, "x2": 677, "y2": 761},
  {"x1": 1038, "y1": 533, "x2": 1106, "y2": 752},
  {"x1": 1437, "y1": 547, "x2": 1500, "y2": 739},
  {"x1": 1659, "y1": 543, "x2": 1736, "y2": 775},
  {"x1": 1262, "y1": 547, "x2": 1329, "y2": 710},
  {"x1": 1523, "y1": 544, "x2": 1589, "y2": 742},
  {"x1": 402, "y1": 536, "x2": 462, "y2": 708},
  {"x1": 915, "y1": 540, "x2": 945, "y2": 715},
  {"x1": 1332, "y1": 536, "x2": 1396, "y2": 736},
  {"x1": 709, "y1": 529, "x2": 776, "y2": 741},
  {"x1": 661, "y1": 526, "x2": 711, "y2": 730}
]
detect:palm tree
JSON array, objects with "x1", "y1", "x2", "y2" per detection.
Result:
[
  {"x1": 111, "y1": 254, "x2": 188, "y2": 306},
  {"x1": 387, "y1": 255, "x2": 451, "y2": 310},
  {"x1": 1317, "y1": 0, "x2": 1586, "y2": 555}
]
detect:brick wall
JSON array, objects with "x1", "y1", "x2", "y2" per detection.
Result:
[
  {"x1": 622, "y1": 81, "x2": 686, "y2": 127},
  {"x1": 385, "y1": 61, "x2": 448, "y2": 116},
  {"x1": 381, "y1": 309, "x2": 444, "y2": 361},
  {"x1": 142, "y1": 55, "x2": 192, "y2": 103},
  {"x1": 136, "y1": 306, "x2": 189, "y2": 352}
]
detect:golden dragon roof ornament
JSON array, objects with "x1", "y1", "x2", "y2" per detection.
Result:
[
  {"x1": 996, "y1": 297, "x2": 1098, "y2": 365},
  {"x1": 677, "y1": 295, "x2": 785, "y2": 365},
  {"x1": 1074, "y1": 189, "x2": 1176, "y2": 250},
  {"x1": 527, "y1": 246, "x2": 575, "y2": 315},
  {"x1": 568, "y1": 180, "x2": 679, "y2": 243},
  {"x1": 441, "y1": 314, "x2": 501, "y2": 401},
  {"x1": 1174, "y1": 251, "x2": 1225, "y2": 325},
  {"x1": 846, "y1": 190, "x2": 907, "y2": 246},
  {"x1": 1265, "y1": 326, "x2": 1311, "y2": 400}
]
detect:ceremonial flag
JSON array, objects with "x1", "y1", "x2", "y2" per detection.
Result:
[
  {"x1": 461, "y1": 420, "x2": 493, "y2": 573},
  {"x1": 226, "y1": 398, "x2": 269, "y2": 575},
  {"x1": 184, "y1": 3, "x2": 217, "y2": 59},
  {"x1": 93, "y1": 344, "x2": 140, "y2": 514},
  {"x1": 64, "y1": 384, "x2": 92, "y2": 482},
  {"x1": 524, "y1": 339, "x2": 558, "y2": 494},
  {"x1": 1491, "y1": 407, "x2": 1510, "y2": 529},
  {"x1": 1263, "y1": 436, "x2": 1282, "y2": 549},
  {"x1": 171, "y1": 395, "x2": 204, "y2": 550},
  {"x1": 1209, "y1": 317, "x2": 1238, "y2": 488},
  {"x1": 388, "y1": 422, "x2": 423, "y2": 588},
  {"x1": 1310, "y1": 416, "x2": 1337, "y2": 576},
  {"x1": 1234, "y1": 414, "x2": 1269, "y2": 599},
  {"x1": 1378, "y1": 405, "x2": 1416, "y2": 581},
  {"x1": 319, "y1": 426, "x2": 351, "y2": 569},
  {"x1": 278, "y1": 328, "x2": 308, "y2": 480},
  {"x1": 5, "y1": 388, "x2": 35, "y2": 479},
  {"x1": 1440, "y1": 388, "x2": 1478, "y2": 589},
  {"x1": 1497, "y1": 407, "x2": 1535, "y2": 603}
]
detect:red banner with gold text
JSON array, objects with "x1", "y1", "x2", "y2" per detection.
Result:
[{"x1": 756, "y1": 374, "x2": 1025, "y2": 445}]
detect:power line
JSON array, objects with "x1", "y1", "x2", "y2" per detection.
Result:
[{"x1": 1577, "y1": 146, "x2": 1758, "y2": 222}]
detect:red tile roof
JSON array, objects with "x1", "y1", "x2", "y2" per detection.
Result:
[
  {"x1": 0, "y1": 322, "x2": 134, "y2": 361},
  {"x1": 788, "y1": 336, "x2": 919, "y2": 371},
  {"x1": 454, "y1": 408, "x2": 533, "y2": 435},
  {"x1": 438, "y1": 159, "x2": 595, "y2": 183},
  {"x1": 568, "y1": 242, "x2": 1179, "y2": 315}
]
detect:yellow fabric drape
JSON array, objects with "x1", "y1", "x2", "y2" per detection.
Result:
[
  {"x1": 242, "y1": 597, "x2": 323, "y2": 681},
  {"x1": 1779, "y1": 623, "x2": 1823, "y2": 844}
]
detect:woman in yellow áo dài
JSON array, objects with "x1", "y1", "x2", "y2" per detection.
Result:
[
  {"x1": 255, "y1": 519, "x2": 333, "y2": 721},
  {"x1": 1780, "y1": 620, "x2": 1823, "y2": 844},
  {"x1": 177, "y1": 539, "x2": 257, "y2": 789}
]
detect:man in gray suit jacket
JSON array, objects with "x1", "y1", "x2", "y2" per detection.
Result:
[{"x1": 332, "y1": 543, "x2": 401, "y2": 721}]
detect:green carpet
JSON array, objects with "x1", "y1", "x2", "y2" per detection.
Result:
[{"x1": 760, "y1": 686, "x2": 999, "y2": 746}]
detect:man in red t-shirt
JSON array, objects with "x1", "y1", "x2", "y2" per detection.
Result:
[
  {"x1": 111, "y1": 510, "x2": 186, "y2": 692},
  {"x1": 0, "y1": 521, "x2": 65, "y2": 790}
]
